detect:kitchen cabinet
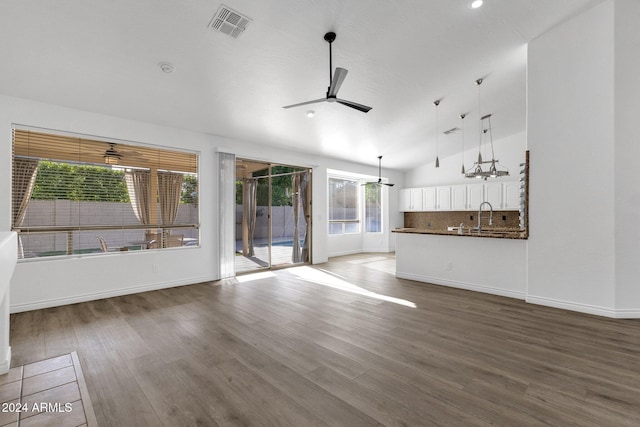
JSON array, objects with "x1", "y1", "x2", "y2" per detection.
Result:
[
  {"x1": 502, "y1": 181, "x2": 520, "y2": 210},
  {"x1": 484, "y1": 182, "x2": 502, "y2": 207},
  {"x1": 422, "y1": 187, "x2": 437, "y2": 211},
  {"x1": 400, "y1": 180, "x2": 519, "y2": 212},
  {"x1": 451, "y1": 185, "x2": 467, "y2": 210},
  {"x1": 420, "y1": 186, "x2": 452, "y2": 211},
  {"x1": 399, "y1": 187, "x2": 423, "y2": 211},
  {"x1": 436, "y1": 187, "x2": 451, "y2": 210},
  {"x1": 467, "y1": 184, "x2": 484, "y2": 210}
]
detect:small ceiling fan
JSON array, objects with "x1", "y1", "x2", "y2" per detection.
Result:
[
  {"x1": 283, "y1": 32, "x2": 372, "y2": 113},
  {"x1": 102, "y1": 142, "x2": 145, "y2": 165},
  {"x1": 363, "y1": 156, "x2": 394, "y2": 186}
]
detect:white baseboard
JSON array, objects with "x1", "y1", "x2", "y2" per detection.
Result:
[
  {"x1": 526, "y1": 295, "x2": 640, "y2": 318},
  {"x1": 396, "y1": 272, "x2": 526, "y2": 300},
  {"x1": 329, "y1": 249, "x2": 394, "y2": 258},
  {"x1": 328, "y1": 249, "x2": 363, "y2": 258},
  {"x1": 10, "y1": 276, "x2": 215, "y2": 313},
  {"x1": 0, "y1": 347, "x2": 10, "y2": 375}
]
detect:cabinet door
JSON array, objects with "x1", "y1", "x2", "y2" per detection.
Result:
[
  {"x1": 503, "y1": 181, "x2": 520, "y2": 210},
  {"x1": 399, "y1": 188, "x2": 412, "y2": 212},
  {"x1": 467, "y1": 184, "x2": 484, "y2": 210},
  {"x1": 410, "y1": 188, "x2": 424, "y2": 211},
  {"x1": 451, "y1": 185, "x2": 467, "y2": 210},
  {"x1": 422, "y1": 187, "x2": 437, "y2": 211},
  {"x1": 484, "y1": 182, "x2": 502, "y2": 207},
  {"x1": 436, "y1": 187, "x2": 451, "y2": 210}
]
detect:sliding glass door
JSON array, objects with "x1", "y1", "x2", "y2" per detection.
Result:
[{"x1": 235, "y1": 159, "x2": 311, "y2": 274}]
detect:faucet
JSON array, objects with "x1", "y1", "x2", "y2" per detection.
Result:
[{"x1": 477, "y1": 202, "x2": 493, "y2": 232}]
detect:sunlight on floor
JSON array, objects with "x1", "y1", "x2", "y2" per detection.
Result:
[
  {"x1": 236, "y1": 271, "x2": 277, "y2": 283},
  {"x1": 286, "y1": 266, "x2": 416, "y2": 308},
  {"x1": 345, "y1": 254, "x2": 396, "y2": 274}
]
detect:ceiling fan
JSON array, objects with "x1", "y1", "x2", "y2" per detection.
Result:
[
  {"x1": 283, "y1": 32, "x2": 372, "y2": 113},
  {"x1": 363, "y1": 156, "x2": 394, "y2": 186},
  {"x1": 102, "y1": 143, "x2": 145, "y2": 165}
]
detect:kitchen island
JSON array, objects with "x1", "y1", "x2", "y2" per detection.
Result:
[{"x1": 393, "y1": 228, "x2": 527, "y2": 300}]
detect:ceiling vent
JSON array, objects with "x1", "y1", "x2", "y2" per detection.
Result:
[
  {"x1": 208, "y1": 4, "x2": 252, "y2": 39},
  {"x1": 443, "y1": 127, "x2": 461, "y2": 135}
]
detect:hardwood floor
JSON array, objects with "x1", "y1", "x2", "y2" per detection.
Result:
[{"x1": 9, "y1": 253, "x2": 640, "y2": 426}]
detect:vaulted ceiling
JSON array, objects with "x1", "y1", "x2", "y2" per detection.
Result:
[{"x1": 0, "y1": 0, "x2": 602, "y2": 170}]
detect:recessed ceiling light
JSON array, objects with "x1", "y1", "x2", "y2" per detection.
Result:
[
  {"x1": 469, "y1": 0, "x2": 483, "y2": 9},
  {"x1": 306, "y1": 110, "x2": 315, "y2": 118},
  {"x1": 158, "y1": 62, "x2": 175, "y2": 73}
]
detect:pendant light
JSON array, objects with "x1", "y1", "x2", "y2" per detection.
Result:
[
  {"x1": 433, "y1": 99, "x2": 440, "y2": 168},
  {"x1": 459, "y1": 113, "x2": 466, "y2": 174},
  {"x1": 464, "y1": 78, "x2": 509, "y2": 180}
]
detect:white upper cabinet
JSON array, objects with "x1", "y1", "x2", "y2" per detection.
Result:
[
  {"x1": 400, "y1": 181, "x2": 519, "y2": 212},
  {"x1": 467, "y1": 184, "x2": 484, "y2": 210},
  {"x1": 451, "y1": 185, "x2": 467, "y2": 210},
  {"x1": 502, "y1": 181, "x2": 520, "y2": 210},
  {"x1": 399, "y1": 188, "x2": 424, "y2": 211},
  {"x1": 422, "y1": 187, "x2": 437, "y2": 211},
  {"x1": 399, "y1": 188, "x2": 411, "y2": 211},
  {"x1": 436, "y1": 187, "x2": 452, "y2": 210},
  {"x1": 484, "y1": 182, "x2": 502, "y2": 207}
]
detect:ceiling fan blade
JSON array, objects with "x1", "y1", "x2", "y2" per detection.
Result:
[
  {"x1": 336, "y1": 98, "x2": 372, "y2": 113},
  {"x1": 282, "y1": 98, "x2": 327, "y2": 109},
  {"x1": 361, "y1": 182, "x2": 395, "y2": 187},
  {"x1": 328, "y1": 67, "x2": 348, "y2": 97}
]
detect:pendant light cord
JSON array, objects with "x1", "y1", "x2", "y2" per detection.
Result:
[
  {"x1": 488, "y1": 115, "x2": 495, "y2": 160},
  {"x1": 477, "y1": 79, "x2": 482, "y2": 159}
]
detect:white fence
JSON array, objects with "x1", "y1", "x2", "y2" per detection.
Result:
[
  {"x1": 235, "y1": 205, "x2": 308, "y2": 245},
  {"x1": 18, "y1": 200, "x2": 198, "y2": 256}
]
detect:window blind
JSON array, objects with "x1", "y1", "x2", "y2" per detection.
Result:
[
  {"x1": 12, "y1": 128, "x2": 199, "y2": 258},
  {"x1": 328, "y1": 177, "x2": 359, "y2": 234}
]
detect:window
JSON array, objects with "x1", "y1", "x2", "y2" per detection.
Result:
[
  {"x1": 12, "y1": 128, "x2": 199, "y2": 259},
  {"x1": 365, "y1": 184, "x2": 382, "y2": 233},
  {"x1": 328, "y1": 177, "x2": 359, "y2": 234}
]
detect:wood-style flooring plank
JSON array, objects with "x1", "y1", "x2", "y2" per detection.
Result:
[{"x1": 9, "y1": 253, "x2": 640, "y2": 426}]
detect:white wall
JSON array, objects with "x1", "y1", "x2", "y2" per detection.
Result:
[
  {"x1": 1, "y1": 95, "x2": 219, "y2": 312},
  {"x1": 400, "y1": 0, "x2": 640, "y2": 318},
  {"x1": 325, "y1": 169, "x2": 398, "y2": 257},
  {"x1": 613, "y1": 0, "x2": 640, "y2": 313},
  {"x1": 1, "y1": 94, "x2": 404, "y2": 311},
  {"x1": 527, "y1": 1, "x2": 618, "y2": 315},
  {"x1": 395, "y1": 233, "x2": 527, "y2": 299},
  {"x1": 0, "y1": 232, "x2": 16, "y2": 373},
  {"x1": 217, "y1": 145, "x2": 404, "y2": 262},
  {"x1": 396, "y1": 132, "x2": 527, "y2": 302},
  {"x1": 404, "y1": 131, "x2": 526, "y2": 188}
]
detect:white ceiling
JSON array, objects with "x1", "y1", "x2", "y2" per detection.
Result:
[{"x1": 0, "y1": 0, "x2": 602, "y2": 171}]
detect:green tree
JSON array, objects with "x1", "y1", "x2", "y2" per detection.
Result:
[
  {"x1": 236, "y1": 166, "x2": 304, "y2": 207},
  {"x1": 181, "y1": 175, "x2": 198, "y2": 204},
  {"x1": 31, "y1": 161, "x2": 129, "y2": 202}
]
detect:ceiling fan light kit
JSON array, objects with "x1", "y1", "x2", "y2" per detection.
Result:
[
  {"x1": 103, "y1": 143, "x2": 123, "y2": 165},
  {"x1": 283, "y1": 32, "x2": 372, "y2": 113}
]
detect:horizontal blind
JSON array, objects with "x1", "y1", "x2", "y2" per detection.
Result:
[
  {"x1": 328, "y1": 177, "x2": 358, "y2": 221},
  {"x1": 12, "y1": 128, "x2": 199, "y2": 258},
  {"x1": 13, "y1": 129, "x2": 197, "y2": 173}
]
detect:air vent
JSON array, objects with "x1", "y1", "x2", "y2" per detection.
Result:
[
  {"x1": 443, "y1": 127, "x2": 461, "y2": 135},
  {"x1": 208, "y1": 4, "x2": 252, "y2": 39}
]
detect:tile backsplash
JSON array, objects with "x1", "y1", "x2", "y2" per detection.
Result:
[{"x1": 404, "y1": 210, "x2": 521, "y2": 230}]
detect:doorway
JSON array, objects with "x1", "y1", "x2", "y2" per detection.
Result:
[{"x1": 235, "y1": 159, "x2": 312, "y2": 274}]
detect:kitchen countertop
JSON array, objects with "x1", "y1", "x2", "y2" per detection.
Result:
[{"x1": 392, "y1": 227, "x2": 528, "y2": 240}]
